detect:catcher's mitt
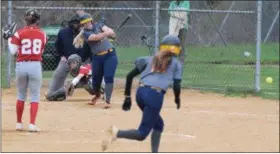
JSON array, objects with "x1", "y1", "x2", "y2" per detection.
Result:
[
  {"x1": 2, "y1": 22, "x2": 17, "y2": 40},
  {"x1": 65, "y1": 81, "x2": 75, "y2": 96}
]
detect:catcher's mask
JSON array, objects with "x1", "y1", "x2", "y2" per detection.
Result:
[
  {"x1": 159, "y1": 35, "x2": 181, "y2": 56},
  {"x1": 25, "y1": 9, "x2": 40, "y2": 25},
  {"x1": 68, "y1": 15, "x2": 81, "y2": 34},
  {"x1": 67, "y1": 54, "x2": 82, "y2": 76}
]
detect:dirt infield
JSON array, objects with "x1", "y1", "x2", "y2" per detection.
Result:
[{"x1": 1, "y1": 84, "x2": 279, "y2": 152}]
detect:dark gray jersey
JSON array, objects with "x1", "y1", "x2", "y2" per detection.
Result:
[
  {"x1": 135, "y1": 56, "x2": 183, "y2": 91},
  {"x1": 83, "y1": 22, "x2": 113, "y2": 54}
]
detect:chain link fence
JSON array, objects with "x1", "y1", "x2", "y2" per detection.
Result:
[
  {"x1": 1, "y1": 1, "x2": 279, "y2": 98},
  {"x1": 161, "y1": 1, "x2": 258, "y2": 92}
]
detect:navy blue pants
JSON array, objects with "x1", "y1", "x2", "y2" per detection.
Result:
[
  {"x1": 136, "y1": 86, "x2": 165, "y2": 139},
  {"x1": 91, "y1": 48, "x2": 118, "y2": 93}
]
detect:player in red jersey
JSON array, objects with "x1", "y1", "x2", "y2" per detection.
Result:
[{"x1": 6, "y1": 9, "x2": 47, "y2": 132}]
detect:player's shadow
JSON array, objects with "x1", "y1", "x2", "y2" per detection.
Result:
[
  {"x1": 65, "y1": 99, "x2": 91, "y2": 102},
  {"x1": 86, "y1": 102, "x2": 122, "y2": 109},
  {"x1": 1, "y1": 129, "x2": 48, "y2": 134}
]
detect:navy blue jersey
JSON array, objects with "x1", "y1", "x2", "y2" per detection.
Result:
[{"x1": 55, "y1": 27, "x2": 90, "y2": 62}]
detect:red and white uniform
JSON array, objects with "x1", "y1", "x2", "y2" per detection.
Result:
[
  {"x1": 9, "y1": 25, "x2": 47, "y2": 61},
  {"x1": 71, "y1": 64, "x2": 92, "y2": 86},
  {"x1": 9, "y1": 25, "x2": 47, "y2": 130},
  {"x1": 78, "y1": 64, "x2": 92, "y2": 76}
]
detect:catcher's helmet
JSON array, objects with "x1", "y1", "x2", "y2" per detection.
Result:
[
  {"x1": 80, "y1": 13, "x2": 93, "y2": 24},
  {"x1": 159, "y1": 35, "x2": 181, "y2": 56},
  {"x1": 25, "y1": 9, "x2": 40, "y2": 25},
  {"x1": 67, "y1": 54, "x2": 82, "y2": 77}
]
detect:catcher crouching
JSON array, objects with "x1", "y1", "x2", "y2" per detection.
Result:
[{"x1": 45, "y1": 54, "x2": 104, "y2": 101}]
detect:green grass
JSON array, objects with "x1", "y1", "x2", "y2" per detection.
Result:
[
  {"x1": 1, "y1": 43, "x2": 279, "y2": 100},
  {"x1": 1, "y1": 54, "x2": 8, "y2": 88}
]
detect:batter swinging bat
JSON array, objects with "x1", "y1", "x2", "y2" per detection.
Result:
[{"x1": 74, "y1": 14, "x2": 133, "y2": 48}]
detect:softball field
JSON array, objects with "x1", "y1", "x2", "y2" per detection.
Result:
[{"x1": 1, "y1": 80, "x2": 279, "y2": 152}]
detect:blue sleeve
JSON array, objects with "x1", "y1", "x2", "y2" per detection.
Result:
[
  {"x1": 135, "y1": 56, "x2": 150, "y2": 72},
  {"x1": 83, "y1": 30, "x2": 94, "y2": 40},
  {"x1": 174, "y1": 60, "x2": 183, "y2": 80}
]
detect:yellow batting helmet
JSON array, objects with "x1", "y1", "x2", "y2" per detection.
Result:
[
  {"x1": 80, "y1": 13, "x2": 93, "y2": 24},
  {"x1": 159, "y1": 35, "x2": 181, "y2": 56}
]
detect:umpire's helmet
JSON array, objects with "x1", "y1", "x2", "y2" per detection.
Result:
[
  {"x1": 159, "y1": 35, "x2": 181, "y2": 56},
  {"x1": 67, "y1": 54, "x2": 82, "y2": 77},
  {"x1": 68, "y1": 14, "x2": 81, "y2": 26},
  {"x1": 25, "y1": 9, "x2": 40, "y2": 25},
  {"x1": 68, "y1": 14, "x2": 81, "y2": 33},
  {"x1": 80, "y1": 13, "x2": 93, "y2": 24}
]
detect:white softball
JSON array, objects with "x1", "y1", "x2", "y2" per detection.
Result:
[{"x1": 243, "y1": 51, "x2": 252, "y2": 57}]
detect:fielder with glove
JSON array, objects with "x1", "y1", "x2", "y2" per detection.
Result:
[
  {"x1": 45, "y1": 54, "x2": 105, "y2": 101},
  {"x1": 101, "y1": 35, "x2": 182, "y2": 152}
]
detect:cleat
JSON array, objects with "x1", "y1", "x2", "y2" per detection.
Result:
[
  {"x1": 88, "y1": 95, "x2": 101, "y2": 105},
  {"x1": 28, "y1": 124, "x2": 40, "y2": 132},
  {"x1": 16, "y1": 123, "x2": 23, "y2": 131},
  {"x1": 104, "y1": 103, "x2": 111, "y2": 109},
  {"x1": 101, "y1": 126, "x2": 118, "y2": 151}
]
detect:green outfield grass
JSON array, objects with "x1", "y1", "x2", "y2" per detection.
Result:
[{"x1": 1, "y1": 43, "x2": 279, "y2": 100}]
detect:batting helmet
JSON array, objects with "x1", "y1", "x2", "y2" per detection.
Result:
[
  {"x1": 80, "y1": 13, "x2": 93, "y2": 24},
  {"x1": 67, "y1": 54, "x2": 82, "y2": 77},
  {"x1": 159, "y1": 35, "x2": 181, "y2": 56},
  {"x1": 25, "y1": 9, "x2": 40, "y2": 25}
]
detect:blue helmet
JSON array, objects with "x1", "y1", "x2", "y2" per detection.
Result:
[{"x1": 159, "y1": 35, "x2": 181, "y2": 56}]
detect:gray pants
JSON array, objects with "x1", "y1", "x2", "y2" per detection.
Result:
[
  {"x1": 16, "y1": 62, "x2": 42, "y2": 102},
  {"x1": 47, "y1": 60, "x2": 69, "y2": 96}
]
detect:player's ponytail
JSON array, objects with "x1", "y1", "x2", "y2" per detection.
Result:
[
  {"x1": 151, "y1": 51, "x2": 175, "y2": 73},
  {"x1": 24, "y1": 9, "x2": 40, "y2": 26}
]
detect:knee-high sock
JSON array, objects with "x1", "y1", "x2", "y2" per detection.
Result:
[
  {"x1": 16, "y1": 100, "x2": 25, "y2": 123},
  {"x1": 117, "y1": 129, "x2": 145, "y2": 141},
  {"x1": 151, "y1": 130, "x2": 162, "y2": 153},
  {"x1": 30, "y1": 102, "x2": 39, "y2": 124},
  {"x1": 105, "y1": 83, "x2": 113, "y2": 103}
]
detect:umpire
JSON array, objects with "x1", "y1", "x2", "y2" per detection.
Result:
[{"x1": 46, "y1": 14, "x2": 91, "y2": 100}]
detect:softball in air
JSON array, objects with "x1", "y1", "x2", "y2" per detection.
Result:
[
  {"x1": 266, "y1": 77, "x2": 273, "y2": 84},
  {"x1": 243, "y1": 51, "x2": 252, "y2": 57}
]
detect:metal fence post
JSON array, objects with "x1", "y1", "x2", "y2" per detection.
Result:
[
  {"x1": 255, "y1": 0, "x2": 262, "y2": 92},
  {"x1": 154, "y1": 1, "x2": 160, "y2": 54},
  {"x1": 7, "y1": 1, "x2": 12, "y2": 88}
]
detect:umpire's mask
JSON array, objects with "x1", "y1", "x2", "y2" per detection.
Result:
[{"x1": 68, "y1": 15, "x2": 81, "y2": 35}]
